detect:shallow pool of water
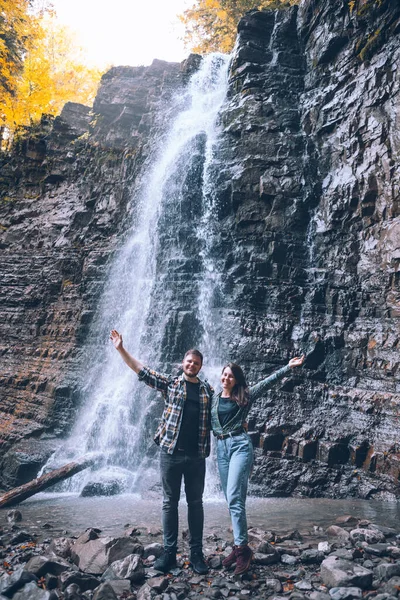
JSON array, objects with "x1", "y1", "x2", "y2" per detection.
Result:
[{"x1": 1, "y1": 494, "x2": 399, "y2": 542}]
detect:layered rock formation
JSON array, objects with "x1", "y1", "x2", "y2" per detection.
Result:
[{"x1": 0, "y1": 0, "x2": 399, "y2": 498}]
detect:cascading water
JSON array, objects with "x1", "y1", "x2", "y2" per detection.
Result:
[{"x1": 44, "y1": 53, "x2": 231, "y2": 495}]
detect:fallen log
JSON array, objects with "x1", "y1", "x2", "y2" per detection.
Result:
[{"x1": 0, "y1": 458, "x2": 94, "y2": 508}]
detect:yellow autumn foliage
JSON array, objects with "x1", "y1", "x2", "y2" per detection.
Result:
[
  {"x1": 180, "y1": 0, "x2": 299, "y2": 54},
  {"x1": 1, "y1": 10, "x2": 103, "y2": 146}
]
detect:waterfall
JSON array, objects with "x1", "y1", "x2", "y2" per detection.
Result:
[{"x1": 44, "y1": 53, "x2": 230, "y2": 495}]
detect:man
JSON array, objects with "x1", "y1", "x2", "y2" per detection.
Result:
[{"x1": 110, "y1": 329, "x2": 213, "y2": 574}]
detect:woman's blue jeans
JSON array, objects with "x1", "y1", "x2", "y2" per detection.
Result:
[{"x1": 217, "y1": 432, "x2": 254, "y2": 546}]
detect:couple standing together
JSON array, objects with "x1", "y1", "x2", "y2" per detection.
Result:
[{"x1": 110, "y1": 330, "x2": 304, "y2": 577}]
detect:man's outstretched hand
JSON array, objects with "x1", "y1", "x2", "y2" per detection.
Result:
[
  {"x1": 289, "y1": 355, "x2": 305, "y2": 369},
  {"x1": 110, "y1": 329, "x2": 123, "y2": 351}
]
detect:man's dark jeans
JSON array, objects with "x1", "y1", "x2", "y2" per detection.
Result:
[{"x1": 160, "y1": 448, "x2": 206, "y2": 554}]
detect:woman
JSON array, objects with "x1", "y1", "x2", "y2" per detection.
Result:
[{"x1": 212, "y1": 355, "x2": 304, "y2": 575}]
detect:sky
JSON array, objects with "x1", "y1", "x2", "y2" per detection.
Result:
[{"x1": 49, "y1": 0, "x2": 191, "y2": 69}]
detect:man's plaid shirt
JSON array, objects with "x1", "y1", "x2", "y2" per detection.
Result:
[{"x1": 138, "y1": 366, "x2": 214, "y2": 458}]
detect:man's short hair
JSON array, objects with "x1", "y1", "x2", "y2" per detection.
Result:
[{"x1": 184, "y1": 348, "x2": 203, "y2": 365}]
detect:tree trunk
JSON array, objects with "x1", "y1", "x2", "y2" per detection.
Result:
[{"x1": 0, "y1": 458, "x2": 94, "y2": 508}]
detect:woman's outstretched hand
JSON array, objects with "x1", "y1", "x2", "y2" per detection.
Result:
[
  {"x1": 289, "y1": 355, "x2": 305, "y2": 368},
  {"x1": 110, "y1": 329, "x2": 123, "y2": 351}
]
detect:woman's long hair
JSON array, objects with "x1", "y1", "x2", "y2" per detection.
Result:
[{"x1": 222, "y1": 362, "x2": 250, "y2": 407}]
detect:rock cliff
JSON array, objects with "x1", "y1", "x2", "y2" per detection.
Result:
[{"x1": 0, "y1": 0, "x2": 399, "y2": 498}]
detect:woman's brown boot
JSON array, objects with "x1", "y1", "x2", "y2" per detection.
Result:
[
  {"x1": 234, "y1": 544, "x2": 253, "y2": 575},
  {"x1": 222, "y1": 545, "x2": 237, "y2": 568}
]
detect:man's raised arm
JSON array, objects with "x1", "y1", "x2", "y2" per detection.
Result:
[{"x1": 110, "y1": 329, "x2": 144, "y2": 374}]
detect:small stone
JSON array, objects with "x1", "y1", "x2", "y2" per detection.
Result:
[
  {"x1": 61, "y1": 571, "x2": 100, "y2": 592},
  {"x1": 48, "y1": 537, "x2": 72, "y2": 558},
  {"x1": 92, "y1": 582, "x2": 118, "y2": 600},
  {"x1": 310, "y1": 593, "x2": 330, "y2": 600},
  {"x1": 301, "y1": 549, "x2": 325, "y2": 564},
  {"x1": 265, "y1": 579, "x2": 282, "y2": 592},
  {"x1": 110, "y1": 554, "x2": 145, "y2": 582},
  {"x1": 374, "y1": 562, "x2": 400, "y2": 581},
  {"x1": 0, "y1": 567, "x2": 37, "y2": 596},
  {"x1": 25, "y1": 555, "x2": 70, "y2": 577},
  {"x1": 7, "y1": 510, "x2": 23, "y2": 523},
  {"x1": 10, "y1": 530, "x2": 35, "y2": 544},
  {"x1": 254, "y1": 552, "x2": 279, "y2": 565},
  {"x1": 147, "y1": 576, "x2": 168, "y2": 592},
  {"x1": 383, "y1": 576, "x2": 400, "y2": 596},
  {"x1": 364, "y1": 544, "x2": 389, "y2": 557},
  {"x1": 326, "y1": 527, "x2": 350, "y2": 541},
  {"x1": 319, "y1": 542, "x2": 331, "y2": 554},
  {"x1": 281, "y1": 554, "x2": 299, "y2": 565},
  {"x1": 12, "y1": 581, "x2": 51, "y2": 600},
  {"x1": 295, "y1": 580, "x2": 313, "y2": 591},
  {"x1": 329, "y1": 587, "x2": 362, "y2": 600},
  {"x1": 209, "y1": 555, "x2": 223, "y2": 569},
  {"x1": 76, "y1": 528, "x2": 101, "y2": 544},
  {"x1": 335, "y1": 517, "x2": 359, "y2": 527},
  {"x1": 368, "y1": 525, "x2": 397, "y2": 538},
  {"x1": 320, "y1": 557, "x2": 373, "y2": 589},
  {"x1": 143, "y1": 543, "x2": 163, "y2": 558},
  {"x1": 350, "y1": 529, "x2": 385, "y2": 545}
]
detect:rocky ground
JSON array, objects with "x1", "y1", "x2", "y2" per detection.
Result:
[{"x1": 1, "y1": 509, "x2": 400, "y2": 600}]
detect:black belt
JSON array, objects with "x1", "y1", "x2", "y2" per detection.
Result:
[{"x1": 216, "y1": 429, "x2": 244, "y2": 440}]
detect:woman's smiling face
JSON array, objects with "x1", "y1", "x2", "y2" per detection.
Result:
[{"x1": 221, "y1": 366, "x2": 237, "y2": 395}]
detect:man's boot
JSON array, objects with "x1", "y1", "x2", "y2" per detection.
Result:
[
  {"x1": 154, "y1": 549, "x2": 177, "y2": 573},
  {"x1": 234, "y1": 544, "x2": 253, "y2": 575},
  {"x1": 222, "y1": 545, "x2": 237, "y2": 568},
  {"x1": 190, "y1": 551, "x2": 209, "y2": 574}
]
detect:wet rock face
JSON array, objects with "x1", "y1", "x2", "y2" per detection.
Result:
[
  {"x1": 202, "y1": 0, "x2": 400, "y2": 498},
  {"x1": 0, "y1": 0, "x2": 400, "y2": 497}
]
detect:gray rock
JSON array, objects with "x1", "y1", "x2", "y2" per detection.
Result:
[
  {"x1": 335, "y1": 517, "x2": 359, "y2": 528},
  {"x1": 301, "y1": 549, "x2": 325, "y2": 564},
  {"x1": 63, "y1": 583, "x2": 83, "y2": 600},
  {"x1": 295, "y1": 580, "x2": 313, "y2": 591},
  {"x1": 71, "y1": 538, "x2": 109, "y2": 575},
  {"x1": 0, "y1": 567, "x2": 37, "y2": 596},
  {"x1": 310, "y1": 593, "x2": 331, "y2": 600},
  {"x1": 10, "y1": 531, "x2": 35, "y2": 545},
  {"x1": 47, "y1": 537, "x2": 73, "y2": 558},
  {"x1": 208, "y1": 555, "x2": 223, "y2": 569},
  {"x1": 60, "y1": 571, "x2": 100, "y2": 592},
  {"x1": 281, "y1": 554, "x2": 299, "y2": 565},
  {"x1": 106, "y1": 579, "x2": 131, "y2": 596},
  {"x1": 254, "y1": 552, "x2": 280, "y2": 565},
  {"x1": 265, "y1": 579, "x2": 282, "y2": 593},
  {"x1": 320, "y1": 557, "x2": 373, "y2": 589},
  {"x1": 25, "y1": 555, "x2": 70, "y2": 576},
  {"x1": 76, "y1": 529, "x2": 101, "y2": 544},
  {"x1": 92, "y1": 582, "x2": 118, "y2": 600},
  {"x1": 106, "y1": 554, "x2": 145, "y2": 582},
  {"x1": 143, "y1": 543, "x2": 163, "y2": 558},
  {"x1": 383, "y1": 576, "x2": 400, "y2": 596},
  {"x1": 328, "y1": 588, "x2": 362, "y2": 600},
  {"x1": 7, "y1": 510, "x2": 22, "y2": 523},
  {"x1": 374, "y1": 562, "x2": 400, "y2": 581},
  {"x1": 319, "y1": 542, "x2": 332, "y2": 554},
  {"x1": 12, "y1": 582, "x2": 51, "y2": 600},
  {"x1": 350, "y1": 529, "x2": 386, "y2": 545},
  {"x1": 364, "y1": 544, "x2": 390, "y2": 557},
  {"x1": 146, "y1": 576, "x2": 168, "y2": 592},
  {"x1": 326, "y1": 527, "x2": 350, "y2": 541}
]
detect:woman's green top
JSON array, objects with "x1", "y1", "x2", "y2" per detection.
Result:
[{"x1": 211, "y1": 364, "x2": 291, "y2": 437}]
